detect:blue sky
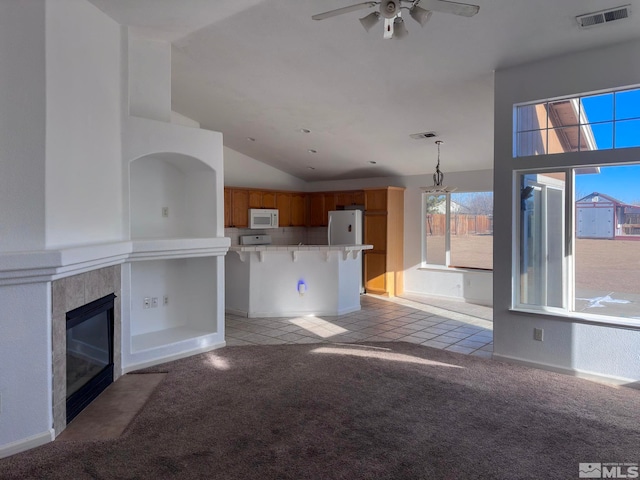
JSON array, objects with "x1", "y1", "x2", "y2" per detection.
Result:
[
  {"x1": 576, "y1": 165, "x2": 640, "y2": 204},
  {"x1": 575, "y1": 90, "x2": 640, "y2": 205}
]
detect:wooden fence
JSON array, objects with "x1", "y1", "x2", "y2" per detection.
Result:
[{"x1": 426, "y1": 214, "x2": 493, "y2": 236}]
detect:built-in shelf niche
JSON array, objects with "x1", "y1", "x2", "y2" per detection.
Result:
[
  {"x1": 130, "y1": 153, "x2": 217, "y2": 239},
  {"x1": 130, "y1": 257, "x2": 218, "y2": 353}
]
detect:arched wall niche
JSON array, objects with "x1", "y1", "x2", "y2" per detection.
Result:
[{"x1": 130, "y1": 152, "x2": 217, "y2": 239}]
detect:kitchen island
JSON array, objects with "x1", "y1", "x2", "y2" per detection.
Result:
[{"x1": 225, "y1": 244, "x2": 372, "y2": 318}]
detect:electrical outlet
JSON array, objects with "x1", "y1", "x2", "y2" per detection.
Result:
[
  {"x1": 151, "y1": 297, "x2": 159, "y2": 308},
  {"x1": 534, "y1": 328, "x2": 544, "y2": 342},
  {"x1": 163, "y1": 295, "x2": 169, "y2": 306},
  {"x1": 162, "y1": 207, "x2": 169, "y2": 218},
  {"x1": 143, "y1": 297, "x2": 151, "y2": 309}
]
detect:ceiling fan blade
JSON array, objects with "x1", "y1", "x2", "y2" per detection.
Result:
[
  {"x1": 417, "y1": 0, "x2": 479, "y2": 17},
  {"x1": 312, "y1": 2, "x2": 378, "y2": 20}
]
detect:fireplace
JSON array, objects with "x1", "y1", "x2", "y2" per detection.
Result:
[{"x1": 65, "y1": 293, "x2": 115, "y2": 423}]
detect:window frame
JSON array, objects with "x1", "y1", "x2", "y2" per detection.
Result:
[
  {"x1": 421, "y1": 191, "x2": 493, "y2": 271},
  {"x1": 512, "y1": 164, "x2": 640, "y2": 329},
  {"x1": 513, "y1": 86, "x2": 640, "y2": 158}
]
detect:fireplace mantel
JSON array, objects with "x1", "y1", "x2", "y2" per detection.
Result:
[{"x1": 0, "y1": 237, "x2": 229, "y2": 286}]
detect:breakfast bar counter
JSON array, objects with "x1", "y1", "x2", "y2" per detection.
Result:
[{"x1": 225, "y1": 244, "x2": 372, "y2": 318}]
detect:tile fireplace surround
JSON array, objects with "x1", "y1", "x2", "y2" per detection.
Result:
[{"x1": 51, "y1": 266, "x2": 122, "y2": 436}]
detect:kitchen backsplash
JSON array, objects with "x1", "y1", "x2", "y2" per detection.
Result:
[{"x1": 225, "y1": 227, "x2": 329, "y2": 245}]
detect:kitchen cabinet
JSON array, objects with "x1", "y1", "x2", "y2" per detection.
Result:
[
  {"x1": 334, "y1": 190, "x2": 364, "y2": 208},
  {"x1": 276, "y1": 192, "x2": 292, "y2": 226},
  {"x1": 323, "y1": 193, "x2": 336, "y2": 225},
  {"x1": 224, "y1": 188, "x2": 249, "y2": 228},
  {"x1": 308, "y1": 193, "x2": 325, "y2": 226},
  {"x1": 363, "y1": 187, "x2": 405, "y2": 297},
  {"x1": 263, "y1": 191, "x2": 277, "y2": 208},
  {"x1": 224, "y1": 188, "x2": 232, "y2": 228},
  {"x1": 249, "y1": 190, "x2": 277, "y2": 209},
  {"x1": 308, "y1": 192, "x2": 339, "y2": 226},
  {"x1": 290, "y1": 193, "x2": 307, "y2": 226}
]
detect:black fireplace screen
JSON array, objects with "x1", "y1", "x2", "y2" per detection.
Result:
[{"x1": 66, "y1": 293, "x2": 115, "y2": 423}]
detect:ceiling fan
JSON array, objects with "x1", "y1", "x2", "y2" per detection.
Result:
[{"x1": 312, "y1": 0, "x2": 480, "y2": 39}]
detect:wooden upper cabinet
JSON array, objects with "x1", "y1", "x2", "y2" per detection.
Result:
[
  {"x1": 248, "y1": 190, "x2": 262, "y2": 209},
  {"x1": 248, "y1": 190, "x2": 278, "y2": 209},
  {"x1": 335, "y1": 190, "x2": 365, "y2": 208},
  {"x1": 365, "y1": 189, "x2": 388, "y2": 212},
  {"x1": 230, "y1": 189, "x2": 249, "y2": 228},
  {"x1": 290, "y1": 193, "x2": 307, "y2": 226},
  {"x1": 262, "y1": 191, "x2": 277, "y2": 208},
  {"x1": 323, "y1": 193, "x2": 336, "y2": 225},
  {"x1": 224, "y1": 188, "x2": 231, "y2": 228},
  {"x1": 276, "y1": 192, "x2": 292, "y2": 227},
  {"x1": 309, "y1": 193, "x2": 325, "y2": 227}
]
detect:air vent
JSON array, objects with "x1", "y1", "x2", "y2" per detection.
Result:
[
  {"x1": 576, "y1": 5, "x2": 630, "y2": 28},
  {"x1": 409, "y1": 131, "x2": 437, "y2": 140}
]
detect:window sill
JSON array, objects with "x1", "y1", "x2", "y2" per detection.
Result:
[
  {"x1": 419, "y1": 265, "x2": 493, "y2": 273},
  {"x1": 510, "y1": 306, "x2": 640, "y2": 330}
]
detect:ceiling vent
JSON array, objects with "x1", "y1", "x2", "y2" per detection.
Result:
[
  {"x1": 576, "y1": 5, "x2": 630, "y2": 28},
  {"x1": 410, "y1": 131, "x2": 437, "y2": 140}
]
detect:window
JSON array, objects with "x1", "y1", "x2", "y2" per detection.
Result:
[
  {"x1": 513, "y1": 85, "x2": 640, "y2": 323},
  {"x1": 423, "y1": 192, "x2": 493, "y2": 270},
  {"x1": 515, "y1": 164, "x2": 640, "y2": 321},
  {"x1": 514, "y1": 87, "x2": 640, "y2": 157}
]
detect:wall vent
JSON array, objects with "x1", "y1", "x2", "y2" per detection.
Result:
[
  {"x1": 576, "y1": 5, "x2": 631, "y2": 28},
  {"x1": 410, "y1": 131, "x2": 437, "y2": 140}
]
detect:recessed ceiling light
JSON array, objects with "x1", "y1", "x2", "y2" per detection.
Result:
[
  {"x1": 299, "y1": 128, "x2": 311, "y2": 133},
  {"x1": 308, "y1": 149, "x2": 317, "y2": 154},
  {"x1": 247, "y1": 137, "x2": 256, "y2": 142}
]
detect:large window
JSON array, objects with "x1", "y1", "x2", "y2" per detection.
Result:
[
  {"x1": 516, "y1": 165, "x2": 640, "y2": 321},
  {"x1": 514, "y1": 87, "x2": 640, "y2": 157},
  {"x1": 423, "y1": 192, "x2": 493, "y2": 270}
]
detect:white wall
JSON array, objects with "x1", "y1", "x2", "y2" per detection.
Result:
[
  {"x1": 224, "y1": 147, "x2": 307, "y2": 191},
  {"x1": 129, "y1": 36, "x2": 171, "y2": 122},
  {"x1": 0, "y1": 0, "x2": 47, "y2": 252},
  {"x1": 493, "y1": 38, "x2": 640, "y2": 383},
  {"x1": 0, "y1": 283, "x2": 52, "y2": 451},
  {"x1": 45, "y1": 0, "x2": 122, "y2": 248}
]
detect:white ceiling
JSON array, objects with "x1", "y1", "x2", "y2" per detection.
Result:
[{"x1": 89, "y1": 0, "x2": 640, "y2": 181}]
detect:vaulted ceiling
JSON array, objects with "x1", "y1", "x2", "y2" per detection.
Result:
[{"x1": 89, "y1": 0, "x2": 640, "y2": 181}]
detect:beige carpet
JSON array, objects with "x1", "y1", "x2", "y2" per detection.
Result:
[{"x1": 2, "y1": 342, "x2": 639, "y2": 480}]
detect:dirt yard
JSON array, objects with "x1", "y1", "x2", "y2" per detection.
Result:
[
  {"x1": 427, "y1": 236, "x2": 640, "y2": 294},
  {"x1": 575, "y1": 238, "x2": 640, "y2": 293}
]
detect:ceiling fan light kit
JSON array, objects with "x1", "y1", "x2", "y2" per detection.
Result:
[
  {"x1": 410, "y1": 5, "x2": 433, "y2": 27},
  {"x1": 313, "y1": 0, "x2": 479, "y2": 39},
  {"x1": 359, "y1": 11, "x2": 381, "y2": 31}
]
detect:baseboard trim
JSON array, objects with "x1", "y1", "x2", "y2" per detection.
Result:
[
  {"x1": 0, "y1": 429, "x2": 54, "y2": 459},
  {"x1": 492, "y1": 353, "x2": 639, "y2": 389},
  {"x1": 122, "y1": 341, "x2": 227, "y2": 374}
]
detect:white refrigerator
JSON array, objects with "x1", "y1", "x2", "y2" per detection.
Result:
[
  {"x1": 328, "y1": 210, "x2": 363, "y2": 245},
  {"x1": 328, "y1": 210, "x2": 364, "y2": 293}
]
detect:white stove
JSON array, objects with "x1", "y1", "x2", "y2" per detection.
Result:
[{"x1": 239, "y1": 234, "x2": 272, "y2": 246}]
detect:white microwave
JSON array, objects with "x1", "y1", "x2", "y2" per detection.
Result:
[{"x1": 249, "y1": 209, "x2": 279, "y2": 229}]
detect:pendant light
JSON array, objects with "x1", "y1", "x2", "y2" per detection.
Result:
[{"x1": 421, "y1": 140, "x2": 457, "y2": 193}]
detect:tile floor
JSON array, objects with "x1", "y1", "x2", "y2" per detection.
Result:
[{"x1": 226, "y1": 293, "x2": 493, "y2": 358}]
